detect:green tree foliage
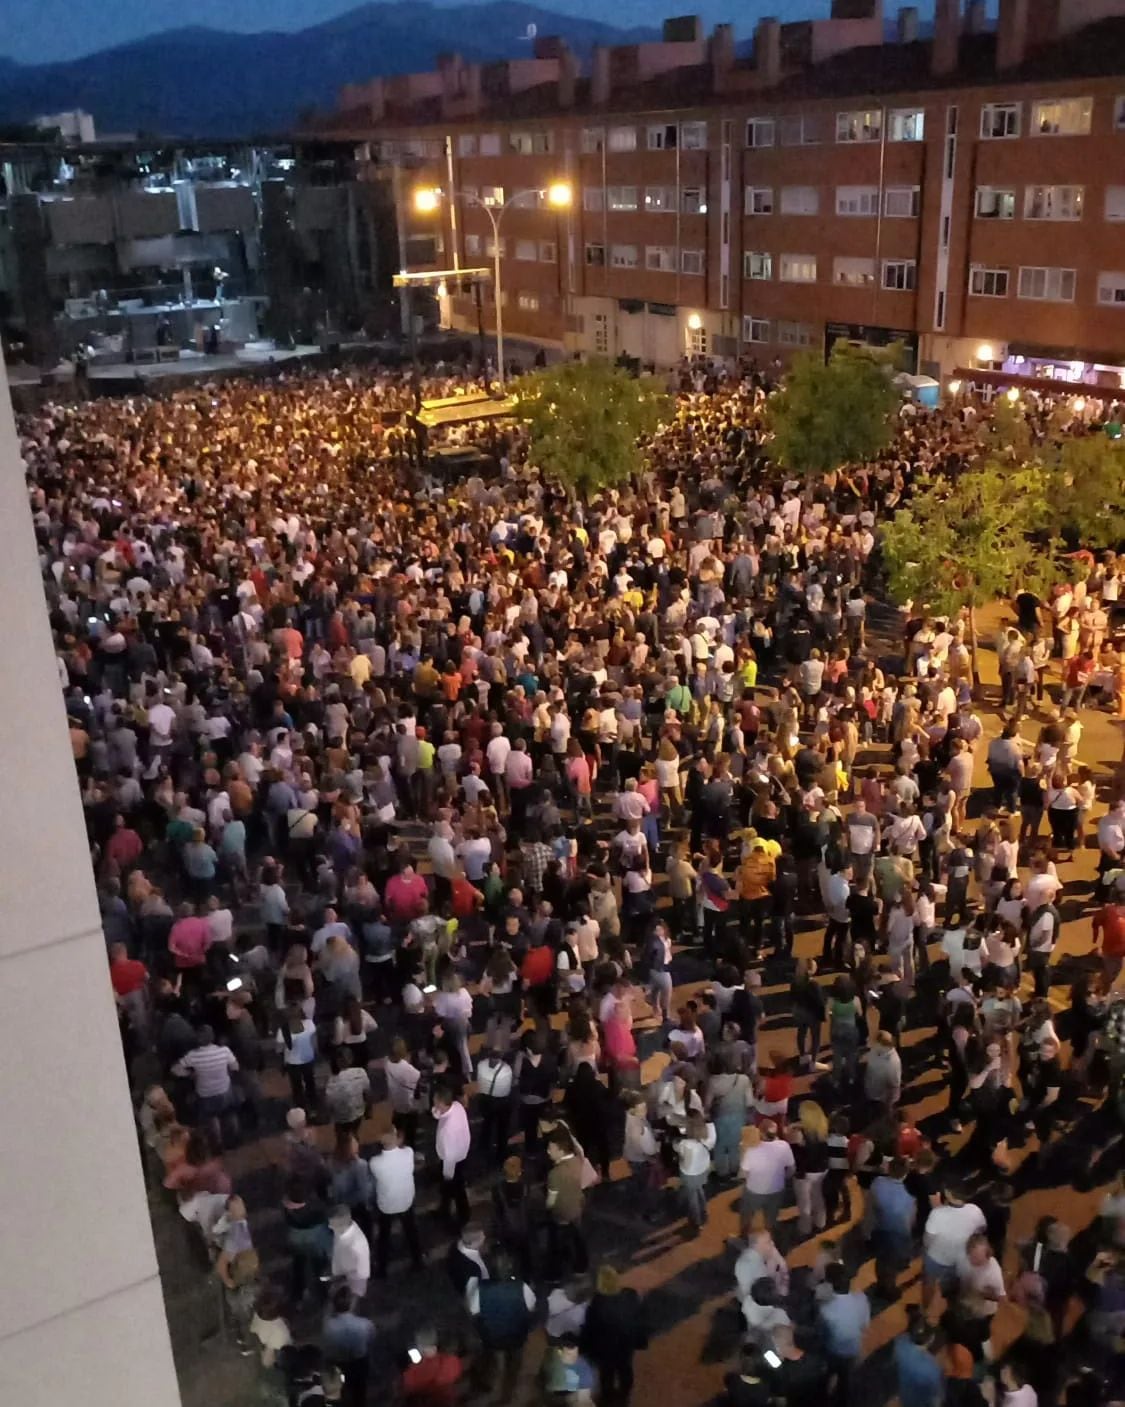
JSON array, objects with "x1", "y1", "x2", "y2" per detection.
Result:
[
  {"x1": 765, "y1": 345, "x2": 900, "y2": 476},
  {"x1": 881, "y1": 458, "x2": 1061, "y2": 676},
  {"x1": 514, "y1": 359, "x2": 670, "y2": 499},
  {"x1": 1047, "y1": 434, "x2": 1125, "y2": 548}
]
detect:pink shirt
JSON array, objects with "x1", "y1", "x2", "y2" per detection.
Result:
[
  {"x1": 567, "y1": 755, "x2": 592, "y2": 796},
  {"x1": 506, "y1": 750, "x2": 534, "y2": 789},
  {"x1": 169, "y1": 916, "x2": 212, "y2": 968},
  {"x1": 384, "y1": 872, "x2": 428, "y2": 924}
]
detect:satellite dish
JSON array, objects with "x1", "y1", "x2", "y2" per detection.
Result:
[{"x1": 524, "y1": 22, "x2": 537, "y2": 38}]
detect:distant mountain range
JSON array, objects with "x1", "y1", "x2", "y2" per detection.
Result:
[{"x1": 0, "y1": 2, "x2": 658, "y2": 139}]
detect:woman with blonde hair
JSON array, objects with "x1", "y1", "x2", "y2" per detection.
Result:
[{"x1": 581, "y1": 1264, "x2": 648, "y2": 1403}]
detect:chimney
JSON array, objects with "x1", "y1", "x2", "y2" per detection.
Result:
[
  {"x1": 897, "y1": 5, "x2": 920, "y2": 42},
  {"x1": 996, "y1": 0, "x2": 1029, "y2": 68},
  {"x1": 662, "y1": 14, "x2": 702, "y2": 42},
  {"x1": 831, "y1": 0, "x2": 878, "y2": 14},
  {"x1": 364, "y1": 77, "x2": 386, "y2": 122},
  {"x1": 932, "y1": 0, "x2": 961, "y2": 74},
  {"x1": 966, "y1": 0, "x2": 988, "y2": 33},
  {"x1": 590, "y1": 45, "x2": 611, "y2": 104},
  {"x1": 557, "y1": 42, "x2": 577, "y2": 107},
  {"x1": 754, "y1": 16, "x2": 781, "y2": 85},
  {"x1": 709, "y1": 22, "x2": 735, "y2": 88}
]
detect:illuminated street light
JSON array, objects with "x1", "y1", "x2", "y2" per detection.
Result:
[
  {"x1": 1006, "y1": 386, "x2": 1020, "y2": 402},
  {"x1": 687, "y1": 312, "x2": 703, "y2": 331},
  {"x1": 546, "y1": 181, "x2": 573, "y2": 209},
  {"x1": 413, "y1": 187, "x2": 441, "y2": 214},
  {"x1": 947, "y1": 379, "x2": 961, "y2": 395}
]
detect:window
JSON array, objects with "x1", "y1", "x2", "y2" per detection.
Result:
[
  {"x1": 836, "y1": 109, "x2": 882, "y2": 142},
  {"x1": 479, "y1": 133, "x2": 501, "y2": 156},
  {"x1": 777, "y1": 320, "x2": 814, "y2": 347},
  {"x1": 743, "y1": 251, "x2": 772, "y2": 280},
  {"x1": 780, "y1": 185, "x2": 819, "y2": 216},
  {"x1": 744, "y1": 186, "x2": 773, "y2": 216},
  {"x1": 460, "y1": 186, "x2": 479, "y2": 204},
  {"x1": 583, "y1": 187, "x2": 604, "y2": 212},
  {"x1": 687, "y1": 323, "x2": 708, "y2": 355},
  {"x1": 882, "y1": 259, "x2": 917, "y2": 291},
  {"x1": 592, "y1": 312, "x2": 609, "y2": 353},
  {"x1": 607, "y1": 186, "x2": 638, "y2": 211},
  {"x1": 515, "y1": 239, "x2": 537, "y2": 261},
  {"x1": 516, "y1": 292, "x2": 540, "y2": 312},
  {"x1": 836, "y1": 185, "x2": 879, "y2": 216},
  {"x1": 975, "y1": 185, "x2": 1016, "y2": 219},
  {"x1": 746, "y1": 118, "x2": 775, "y2": 148},
  {"x1": 585, "y1": 243, "x2": 605, "y2": 267},
  {"x1": 888, "y1": 108, "x2": 925, "y2": 141},
  {"x1": 580, "y1": 127, "x2": 604, "y2": 154},
  {"x1": 484, "y1": 236, "x2": 506, "y2": 257},
  {"x1": 980, "y1": 102, "x2": 1020, "y2": 139},
  {"x1": 538, "y1": 240, "x2": 557, "y2": 263},
  {"x1": 1032, "y1": 97, "x2": 1092, "y2": 136},
  {"x1": 644, "y1": 186, "x2": 677, "y2": 213},
  {"x1": 1024, "y1": 184, "x2": 1084, "y2": 220},
  {"x1": 969, "y1": 265, "x2": 1009, "y2": 297},
  {"x1": 481, "y1": 185, "x2": 504, "y2": 207},
  {"x1": 884, "y1": 186, "x2": 920, "y2": 218},
  {"x1": 457, "y1": 134, "x2": 477, "y2": 157},
  {"x1": 1018, "y1": 266, "x2": 1076, "y2": 301},
  {"x1": 647, "y1": 123, "x2": 678, "y2": 150},
  {"x1": 610, "y1": 244, "x2": 638, "y2": 268},
  {"x1": 607, "y1": 125, "x2": 637, "y2": 152},
  {"x1": 1098, "y1": 271, "x2": 1125, "y2": 305},
  {"x1": 464, "y1": 233, "x2": 481, "y2": 256},
  {"x1": 681, "y1": 249, "x2": 704, "y2": 275},
  {"x1": 1115, "y1": 97, "x2": 1125, "y2": 131},
  {"x1": 743, "y1": 316, "x2": 771, "y2": 343},
  {"x1": 833, "y1": 256, "x2": 875, "y2": 286},
  {"x1": 645, "y1": 245, "x2": 677, "y2": 272},
  {"x1": 779, "y1": 114, "x2": 821, "y2": 146},
  {"x1": 681, "y1": 187, "x2": 707, "y2": 215},
  {"x1": 780, "y1": 254, "x2": 817, "y2": 283},
  {"x1": 1106, "y1": 187, "x2": 1125, "y2": 222},
  {"x1": 680, "y1": 121, "x2": 707, "y2": 150},
  {"x1": 509, "y1": 131, "x2": 551, "y2": 154}
]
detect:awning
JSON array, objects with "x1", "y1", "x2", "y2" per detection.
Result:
[{"x1": 413, "y1": 392, "x2": 518, "y2": 428}]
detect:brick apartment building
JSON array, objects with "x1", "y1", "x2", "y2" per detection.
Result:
[{"x1": 324, "y1": 0, "x2": 1125, "y2": 386}]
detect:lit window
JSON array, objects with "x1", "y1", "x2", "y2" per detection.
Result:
[
  {"x1": 516, "y1": 292, "x2": 540, "y2": 311},
  {"x1": 1106, "y1": 187, "x2": 1125, "y2": 222},
  {"x1": 644, "y1": 186, "x2": 677, "y2": 212},
  {"x1": 607, "y1": 186, "x2": 638, "y2": 211},
  {"x1": 888, "y1": 109, "x2": 925, "y2": 141},
  {"x1": 744, "y1": 187, "x2": 773, "y2": 216},
  {"x1": 836, "y1": 186, "x2": 878, "y2": 217},
  {"x1": 833, "y1": 257, "x2": 875, "y2": 286},
  {"x1": 1031, "y1": 97, "x2": 1092, "y2": 136},
  {"x1": 681, "y1": 187, "x2": 707, "y2": 215},
  {"x1": 779, "y1": 254, "x2": 817, "y2": 283},
  {"x1": 836, "y1": 109, "x2": 882, "y2": 143},
  {"x1": 645, "y1": 245, "x2": 677, "y2": 272},
  {"x1": 680, "y1": 121, "x2": 707, "y2": 150},
  {"x1": 743, "y1": 316, "x2": 771, "y2": 343},
  {"x1": 744, "y1": 251, "x2": 772, "y2": 280},
  {"x1": 481, "y1": 185, "x2": 504, "y2": 207},
  {"x1": 610, "y1": 244, "x2": 638, "y2": 268},
  {"x1": 1097, "y1": 271, "x2": 1125, "y2": 305},
  {"x1": 1024, "y1": 185, "x2": 1084, "y2": 220},
  {"x1": 479, "y1": 133, "x2": 501, "y2": 156},
  {"x1": 777, "y1": 320, "x2": 814, "y2": 347},
  {"x1": 607, "y1": 126, "x2": 637, "y2": 152}
]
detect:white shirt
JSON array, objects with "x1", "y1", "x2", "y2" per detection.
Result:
[
  {"x1": 676, "y1": 1123, "x2": 716, "y2": 1176},
  {"x1": 435, "y1": 1100, "x2": 471, "y2": 1178},
  {"x1": 369, "y1": 1145, "x2": 416, "y2": 1215},
  {"x1": 924, "y1": 1202, "x2": 985, "y2": 1266},
  {"x1": 740, "y1": 1139, "x2": 795, "y2": 1195},
  {"x1": 148, "y1": 702, "x2": 176, "y2": 744},
  {"x1": 486, "y1": 735, "x2": 512, "y2": 776},
  {"x1": 331, "y1": 1222, "x2": 370, "y2": 1294},
  {"x1": 476, "y1": 1058, "x2": 514, "y2": 1099}
]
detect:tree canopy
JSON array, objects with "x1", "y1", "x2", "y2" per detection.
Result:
[
  {"x1": 513, "y1": 359, "x2": 671, "y2": 499},
  {"x1": 1045, "y1": 433, "x2": 1125, "y2": 549},
  {"x1": 764, "y1": 344, "x2": 900, "y2": 477}
]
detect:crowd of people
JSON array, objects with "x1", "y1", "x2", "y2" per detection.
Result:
[{"x1": 20, "y1": 355, "x2": 1125, "y2": 1407}]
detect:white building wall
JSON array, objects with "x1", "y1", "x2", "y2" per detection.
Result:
[{"x1": 0, "y1": 363, "x2": 182, "y2": 1407}]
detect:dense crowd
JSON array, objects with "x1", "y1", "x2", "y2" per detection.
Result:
[{"x1": 20, "y1": 356, "x2": 1125, "y2": 1407}]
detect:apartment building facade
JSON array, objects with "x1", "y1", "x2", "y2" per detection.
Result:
[{"x1": 326, "y1": 0, "x2": 1125, "y2": 385}]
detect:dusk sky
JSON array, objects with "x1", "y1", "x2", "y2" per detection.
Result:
[{"x1": 2, "y1": 0, "x2": 938, "y2": 65}]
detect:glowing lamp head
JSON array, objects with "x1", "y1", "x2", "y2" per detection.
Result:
[
  {"x1": 1073, "y1": 397, "x2": 1086, "y2": 413},
  {"x1": 976, "y1": 343, "x2": 994, "y2": 363},
  {"x1": 413, "y1": 187, "x2": 441, "y2": 214},
  {"x1": 1006, "y1": 386, "x2": 1020, "y2": 403},
  {"x1": 436, "y1": 280, "x2": 448, "y2": 298},
  {"x1": 947, "y1": 379, "x2": 961, "y2": 395},
  {"x1": 545, "y1": 181, "x2": 573, "y2": 209},
  {"x1": 687, "y1": 312, "x2": 703, "y2": 331}
]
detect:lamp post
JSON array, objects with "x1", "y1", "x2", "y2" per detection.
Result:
[{"x1": 414, "y1": 181, "x2": 571, "y2": 391}]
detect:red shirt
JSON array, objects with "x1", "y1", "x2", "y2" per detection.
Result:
[
  {"x1": 1095, "y1": 903, "x2": 1125, "y2": 958},
  {"x1": 110, "y1": 955, "x2": 148, "y2": 997},
  {"x1": 450, "y1": 877, "x2": 481, "y2": 917},
  {"x1": 401, "y1": 1353, "x2": 463, "y2": 1407},
  {"x1": 521, "y1": 944, "x2": 554, "y2": 987}
]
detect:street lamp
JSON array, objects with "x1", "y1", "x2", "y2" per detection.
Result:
[{"x1": 413, "y1": 180, "x2": 572, "y2": 390}]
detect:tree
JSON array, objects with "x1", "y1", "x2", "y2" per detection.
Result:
[
  {"x1": 513, "y1": 359, "x2": 670, "y2": 498},
  {"x1": 764, "y1": 344, "x2": 900, "y2": 477},
  {"x1": 1046, "y1": 433, "x2": 1125, "y2": 549},
  {"x1": 880, "y1": 458, "x2": 1060, "y2": 683}
]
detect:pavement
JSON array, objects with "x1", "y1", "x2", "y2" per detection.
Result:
[{"x1": 150, "y1": 602, "x2": 1125, "y2": 1407}]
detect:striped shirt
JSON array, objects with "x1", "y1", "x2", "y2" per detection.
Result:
[{"x1": 174, "y1": 1043, "x2": 238, "y2": 1098}]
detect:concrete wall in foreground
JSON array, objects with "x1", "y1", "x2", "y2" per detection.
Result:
[{"x1": 0, "y1": 365, "x2": 182, "y2": 1406}]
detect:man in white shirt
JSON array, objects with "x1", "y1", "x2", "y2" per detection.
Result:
[
  {"x1": 922, "y1": 1187, "x2": 985, "y2": 1310},
  {"x1": 434, "y1": 1088, "x2": 471, "y2": 1226},
  {"x1": 369, "y1": 1128, "x2": 423, "y2": 1274},
  {"x1": 329, "y1": 1206, "x2": 370, "y2": 1298},
  {"x1": 739, "y1": 1122, "x2": 795, "y2": 1236},
  {"x1": 147, "y1": 697, "x2": 176, "y2": 750},
  {"x1": 475, "y1": 1051, "x2": 514, "y2": 1163}
]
